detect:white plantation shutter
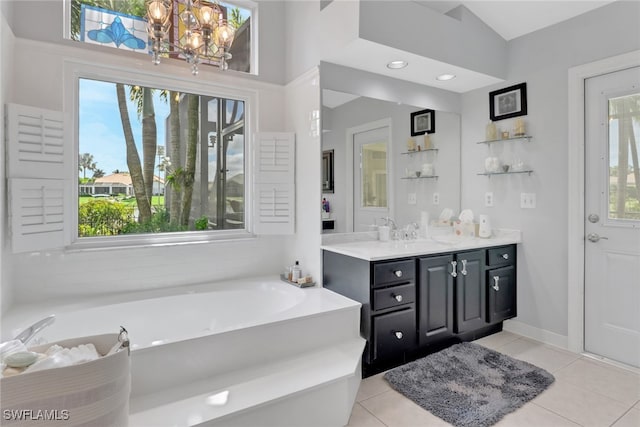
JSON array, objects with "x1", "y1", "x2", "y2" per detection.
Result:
[
  {"x1": 253, "y1": 132, "x2": 295, "y2": 234},
  {"x1": 6, "y1": 104, "x2": 71, "y2": 252},
  {"x1": 7, "y1": 104, "x2": 67, "y2": 178}
]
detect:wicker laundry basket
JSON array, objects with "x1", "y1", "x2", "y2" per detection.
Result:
[{"x1": 1, "y1": 332, "x2": 131, "y2": 427}]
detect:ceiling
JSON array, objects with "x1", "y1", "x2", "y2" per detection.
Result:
[
  {"x1": 323, "y1": 1, "x2": 618, "y2": 96},
  {"x1": 416, "y1": 1, "x2": 616, "y2": 41}
]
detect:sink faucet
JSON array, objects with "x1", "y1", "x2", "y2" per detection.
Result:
[{"x1": 381, "y1": 217, "x2": 397, "y2": 230}]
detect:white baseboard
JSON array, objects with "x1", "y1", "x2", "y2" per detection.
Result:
[{"x1": 503, "y1": 320, "x2": 569, "y2": 351}]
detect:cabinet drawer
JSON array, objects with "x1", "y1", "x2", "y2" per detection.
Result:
[
  {"x1": 373, "y1": 259, "x2": 415, "y2": 287},
  {"x1": 372, "y1": 308, "x2": 416, "y2": 361},
  {"x1": 373, "y1": 283, "x2": 415, "y2": 311},
  {"x1": 487, "y1": 246, "x2": 515, "y2": 266}
]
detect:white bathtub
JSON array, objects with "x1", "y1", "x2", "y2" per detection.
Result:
[{"x1": 1, "y1": 277, "x2": 365, "y2": 426}]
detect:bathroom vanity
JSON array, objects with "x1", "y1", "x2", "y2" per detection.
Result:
[{"x1": 321, "y1": 233, "x2": 520, "y2": 376}]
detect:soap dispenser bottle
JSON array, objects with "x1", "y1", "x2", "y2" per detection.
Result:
[{"x1": 292, "y1": 261, "x2": 302, "y2": 282}]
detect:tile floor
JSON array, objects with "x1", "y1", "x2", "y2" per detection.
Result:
[{"x1": 347, "y1": 331, "x2": 640, "y2": 427}]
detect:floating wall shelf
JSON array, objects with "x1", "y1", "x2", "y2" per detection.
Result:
[
  {"x1": 401, "y1": 175, "x2": 439, "y2": 180},
  {"x1": 477, "y1": 135, "x2": 532, "y2": 144},
  {"x1": 401, "y1": 149, "x2": 439, "y2": 155},
  {"x1": 477, "y1": 170, "x2": 533, "y2": 178}
]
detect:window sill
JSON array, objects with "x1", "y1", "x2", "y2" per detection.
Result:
[{"x1": 65, "y1": 230, "x2": 257, "y2": 253}]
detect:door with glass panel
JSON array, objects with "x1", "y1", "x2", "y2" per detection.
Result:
[
  {"x1": 353, "y1": 126, "x2": 390, "y2": 231},
  {"x1": 584, "y1": 66, "x2": 640, "y2": 368}
]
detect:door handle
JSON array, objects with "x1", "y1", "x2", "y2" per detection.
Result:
[
  {"x1": 392, "y1": 294, "x2": 403, "y2": 302},
  {"x1": 450, "y1": 261, "x2": 458, "y2": 277},
  {"x1": 394, "y1": 331, "x2": 403, "y2": 340},
  {"x1": 492, "y1": 276, "x2": 500, "y2": 291},
  {"x1": 393, "y1": 270, "x2": 403, "y2": 278},
  {"x1": 587, "y1": 233, "x2": 609, "y2": 243},
  {"x1": 460, "y1": 259, "x2": 468, "y2": 276}
]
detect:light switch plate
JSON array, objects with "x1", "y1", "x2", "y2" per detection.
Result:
[
  {"x1": 433, "y1": 192, "x2": 440, "y2": 205},
  {"x1": 408, "y1": 193, "x2": 417, "y2": 205},
  {"x1": 485, "y1": 192, "x2": 494, "y2": 207},
  {"x1": 521, "y1": 193, "x2": 536, "y2": 209}
]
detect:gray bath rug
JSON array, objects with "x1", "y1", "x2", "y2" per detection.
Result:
[{"x1": 383, "y1": 342, "x2": 555, "y2": 427}]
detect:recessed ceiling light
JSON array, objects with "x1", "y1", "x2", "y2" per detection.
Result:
[
  {"x1": 387, "y1": 60, "x2": 408, "y2": 70},
  {"x1": 436, "y1": 74, "x2": 457, "y2": 81}
]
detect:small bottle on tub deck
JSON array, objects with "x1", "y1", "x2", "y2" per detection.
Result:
[{"x1": 292, "y1": 261, "x2": 302, "y2": 282}]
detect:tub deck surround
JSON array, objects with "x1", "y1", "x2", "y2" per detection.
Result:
[
  {"x1": 1, "y1": 278, "x2": 365, "y2": 427},
  {"x1": 320, "y1": 229, "x2": 522, "y2": 261}
]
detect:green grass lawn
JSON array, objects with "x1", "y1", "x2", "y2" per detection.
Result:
[{"x1": 79, "y1": 195, "x2": 165, "y2": 207}]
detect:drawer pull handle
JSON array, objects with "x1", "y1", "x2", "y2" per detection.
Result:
[
  {"x1": 450, "y1": 261, "x2": 458, "y2": 278},
  {"x1": 461, "y1": 259, "x2": 468, "y2": 276},
  {"x1": 492, "y1": 276, "x2": 500, "y2": 291},
  {"x1": 393, "y1": 270, "x2": 403, "y2": 278},
  {"x1": 502, "y1": 253, "x2": 509, "y2": 260},
  {"x1": 392, "y1": 294, "x2": 403, "y2": 302},
  {"x1": 394, "y1": 331, "x2": 403, "y2": 340}
]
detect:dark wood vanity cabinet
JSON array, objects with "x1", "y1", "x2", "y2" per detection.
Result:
[
  {"x1": 323, "y1": 244, "x2": 517, "y2": 374},
  {"x1": 417, "y1": 255, "x2": 454, "y2": 346},
  {"x1": 322, "y1": 252, "x2": 417, "y2": 365},
  {"x1": 486, "y1": 246, "x2": 517, "y2": 323},
  {"x1": 454, "y1": 250, "x2": 487, "y2": 333}
]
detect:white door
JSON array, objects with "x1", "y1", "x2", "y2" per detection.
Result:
[
  {"x1": 353, "y1": 126, "x2": 390, "y2": 232},
  {"x1": 584, "y1": 66, "x2": 640, "y2": 368}
]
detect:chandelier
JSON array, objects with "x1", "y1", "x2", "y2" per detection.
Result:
[{"x1": 146, "y1": 0, "x2": 236, "y2": 75}]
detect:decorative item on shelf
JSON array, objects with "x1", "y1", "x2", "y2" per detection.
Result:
[
  {"x1": 485, "y1": 122, "x2": 497, "y2": 141},
  {"x1": 423, "y1": 134, "x2": 432, "y2": 149},
  {"x1": 146, "y1": 0, "x2": 237, "y2": 75},
  {"x1": 514, "y1": 118, "x2": 526, "y2": 137},
  {"x1": 501, "y1": 130, "x2": 510, "y2": 139},
  {"x1": 484, "y1": 157, "x2": 501, "y2": 173},
  {"x1": 489, "y1": 82, "x2": 528, "y2": 121},
  {"x1": 502, "y1": 165, "x2": 510, "y2": 173},
  {"x1": 410, "y1": 108, "x2": 436, "y2": 136},
  {"x1": 407, "y1": 137, "x2": 417, "y2": 151},
  {"x1": 421, "y1": 163, "x2": 434, "y2": 176},
  {"x1": 415, "y1": 171, "x2": 422, "y2": 177},
  {"x1": 512, "y1": 158, "x2": 525, "y2": 171}
]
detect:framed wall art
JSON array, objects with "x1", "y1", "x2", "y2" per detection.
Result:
[
  {"x1": 489, "y1": 82, "x2": 527, "y2": 121},
  {"x1": 410, "y1": 108, "x2": 436, "y2": 136}
]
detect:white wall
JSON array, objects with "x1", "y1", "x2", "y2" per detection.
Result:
[
  {"x1": 460, "y1": 0, "x2": 640, "y2": 342},
  {"x1": 0, "y1": 7, "x2": 15, "y2": 313},
  {"x1": 284, "y1": 0, "x2": 321, "y2": 83},
  {"x1": 322, "y1": 97, "x2": 460, "y2": 233},
  {"x1": 285, "y1": 68, "x2": 322, "y2": 283},
  {"x1": 6, "y1": 38, "x2": 293, "y2": 304}
]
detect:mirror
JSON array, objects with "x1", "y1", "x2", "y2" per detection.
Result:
[{"x1": 321, "y1": 87, "x2": 461, "y2": 234}]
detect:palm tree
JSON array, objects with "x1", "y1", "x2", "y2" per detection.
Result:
[
  {"x1": 93, "y1": 169, "x2": 106, "y2": 179},
  {"x1": 229, "y1": 7, "x2": 247, "y2": 30},
  {"x1": 79, "y1": 153, "x2": 96, "y2": 179},
  {"x1": 180, "y1": 94, "x2": 200, "y2": 226},
  {"x1": 116, "y1": 83, "x2": 152, "y2": 223}
]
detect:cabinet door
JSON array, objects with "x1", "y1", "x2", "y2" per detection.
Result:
[
  {"x1": 418, "y1": 255, "x2": 454, "y2": 346},
  {"x1": 455, "y1": 250, "x2": 487, "y2": 333},
  {"x1": 372, "y1": 308, "x2": 416, "y2": 361},
  {"x1": 487, "y1": 265, "x2": 517, "y2": 323}
]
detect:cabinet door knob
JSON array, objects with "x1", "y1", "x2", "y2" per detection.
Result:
[
  {"x1": 394, "y1": 331, "x2": 403, "y2": 340},
  {"x1": 492, "y1": 275, "x2": 500, "y2": 291},
  {"x1": 392, "y1": 294, "x2": 403, "y2": 302},
  {"x1": 450, "y1": 260, "x2": 458, "y2": 277},
  {"x1": 393, "y1": 270, "x2": 403, "y2": 278},
  {"x1": 461, "y1": 259, "x2": 468, "y2": 276},
  {"x1": 502, "y1": 253, "x2": 509, "y2": 260}
]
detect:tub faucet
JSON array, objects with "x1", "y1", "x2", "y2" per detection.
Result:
[{"x1": 13, "y1": 315, "x2": 56, "y2": 345}]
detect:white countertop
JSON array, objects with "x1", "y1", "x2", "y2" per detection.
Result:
[{"x1": 320, "y1": 229, "x2": 522, "y2": 261}]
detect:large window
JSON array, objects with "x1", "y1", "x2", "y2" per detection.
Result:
[
  {"x1": 78, "y1": 78, "x2": 245, "y2": 238},
  {"x1": 69, "y1": 0, "x2": 253, "y2": 74}
]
